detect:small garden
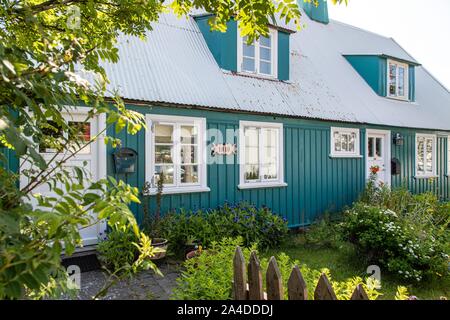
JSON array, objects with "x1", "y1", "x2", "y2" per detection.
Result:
[{"x1": 96, "y1": 173, "x2": 449, "y2": 300}]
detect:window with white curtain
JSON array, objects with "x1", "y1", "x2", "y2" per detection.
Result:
[
  {"x1": 388, "y1": 59, "x2": 409, "y2": 100},
  {"x1": 238, "y1": 121, "x2": 286, "y2": 189},
  {"x1": 145, "y1": 114, "x2": 209, "y2": 194},
  {"x1": 415, "y1": 133, "x2": 437, "y2": 178}
]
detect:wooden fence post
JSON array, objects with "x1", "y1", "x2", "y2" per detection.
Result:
[
  {"x1": 233, "y1": 246, "x2": 247, "y2": 300},
  {"x1": 266, "y1": 256, "x2": 283, "y2": 300},
  {"x1": 314, "y1": 273, "x2": 338, "y2": 300},
  {"x1": 288, "y1": 265, "x2": 308, "y2": 300},
  {"x1": 248, "y1": 251, "x2": 264, "y2": 300},
  {"x1": 350, "y1": 284, "x2": 369, "y2": 300}
]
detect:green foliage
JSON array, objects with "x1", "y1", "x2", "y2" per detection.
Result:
[
  {"x1": 304, "y1": 213, "x2": 344, "y2": 249},
  {"x1": 0, "y1": 0, "x2": 345, "y2": 299},
  {"x1": 172, "y1": 237, "x2": 382, "y2": 300},
  {"x1": 97, "y1": 226, "x2": 139, "y2": 273},
  {"x1": 342, "y1": 173, "x2": 449, "y2": 283},
  {"x1": 342, "y1": 202, "x2": 448, "y2": 282},
  {"x1": 158, "y1": 202, "x2": 289, "y2": 255}
]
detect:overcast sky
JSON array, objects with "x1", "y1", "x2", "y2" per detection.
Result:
[{"x1": 327, "y1": 0, "x2": 450, "y2": 90}]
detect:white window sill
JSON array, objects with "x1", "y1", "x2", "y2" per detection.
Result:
[
  {"x1": 143, "y1": 186, "x2": 210, "y2": 196},
  {"x1": 329, "y1": 154, "x2": 363, "y2": 159},
  {"x1": 238, "y1": 182, "x2": 288, "y2": 190},
  {"x1": 414, "y1": 175, "x2": 439, "y2": 180},
  {"x1": 386, "y1": 96, "x2": 410, "y2": 102}
]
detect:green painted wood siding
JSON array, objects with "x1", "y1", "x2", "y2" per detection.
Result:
[
  {"x1": 299, "y1": 0, "x2": 329, "y2": 24},
  {"x1": 391, "y1": 130, "x2": 449, "y2": 201},
  {"x1": 107, "y1": 105, "x2": 449, "y2": 227},
  {"x1": 0, "y1": 147, "x2": 18, "y2": 173},
  {"x1": 409, "y1": 65, "x2": 416, "y2": 102},
  {"x1": 278, "y1": 31, "x2": 290, "y2": 81},
  {"x1": 344, "y1": 55, "x2": 387, "y2": 96},
  {"x1": 195, "y1": 16, "x2": 237, "y2": 72}
]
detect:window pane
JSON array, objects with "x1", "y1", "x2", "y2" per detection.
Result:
[
  {"x1": 375, "y1": 138, "x2": 382, "y2": 157},
  {"x1": 262, "y1": 163, "x2": 277, "y2": 180},
  {"x1": 260, "y1": 47, "x2": 271, "y2": 61},
  {"x1": 341, "y1": 134, "x2": 349, "y2": 152},
  {"x1": 181, "y1": 125, "x2": 198, "y2": 144},
  {"x1": 259, "y1": 35, "x2": 271, "y2": 48},
  {"x1": 334, "y1": 132, "x2": 341, "y2": 152},
  {"x1": 181, "y1": 165, "x2": 198, "y2": 183},
  {"x1": 426, "y1": 138, "x2": 433, "y2": 173},
  {"x1": 69, "y1": 121, "x2": 91, "y2": 154},
  {"x1": 155, "y1": 145, "x2": 173, "y2": 164},
  {"x1": 389, "y1": 63, "x2": 397, "y2": 96},
  {"x1": 242, "y1": 57, "x2": 255, "y2": 72},
  {"x1": 243, "y1": 42, "x2": 255, "y2": 57},
  {"x1": 368, "y1": 137, "x2": 374, "y2": 157},
  {"x1": 417, "y1": 137, "x2": 424, "y2": 173},
  {"x1": 245, "y1": 164, "x2": 260, "y2": 181},
  {"x1": 180, "y1": 145, "x2": 198, "y2": 164},
  {"x1": 398, "y1": 67, "x2": 405, "y2": 96},
  {"x1": 262, "y1": 128, "x2": 277, "y2": 165},
  {"x1": 259, "y1": 61, "x2": 271, "y2": 75},
  {"x1": 155, "y1": 124, "x2": 173, "y2": 143},
  {"x1": 348, "y1": 133, "x2": 356, "y2": 153},
  {"x1": 155, "y1": 165, "x2": 174, "y2": 184}
]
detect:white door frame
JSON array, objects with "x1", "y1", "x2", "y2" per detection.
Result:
[
  {"x1": 365, "y1": 129, "x2": 392, "y2": 186},
  {"x1": 20, "y1": 106, "x2": 107, "y2": 248}
]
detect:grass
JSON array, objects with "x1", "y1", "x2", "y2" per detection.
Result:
[{"x1": 263, "y1": 234, "x2": 449, "y2": 300}]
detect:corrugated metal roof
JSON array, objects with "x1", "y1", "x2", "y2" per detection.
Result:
[{"x1": 98, "y1": 11, "x2": 450, "y2": 130}]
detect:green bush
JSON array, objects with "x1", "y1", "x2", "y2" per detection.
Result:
[
  {"x1": 171, "y1": 237, "x2": 384, "y2": 300},
  {"x1": 342, "y1": 202, "x2": 449, "y2": 282},
  {"x1": 97, "y1": 226, "x2": 139, "y2": 273},
  {"x1": 304, "y1": 213, "x2": 344, "y2": 249},
  {"x1": 158, "y1": 202, "x2": 288, "y2": 254}
]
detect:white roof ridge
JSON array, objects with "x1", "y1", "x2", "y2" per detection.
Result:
[
  {"x1": 420, "y1": 65, "x2": 450, "y2": 93},
  {"x1": 329, "y1": 18, "x2": 393, "y2": 40},
  {"x1": 388, "y1": 37, "x2": 419, "y2": 64}
]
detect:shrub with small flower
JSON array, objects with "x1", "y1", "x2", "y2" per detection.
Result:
[
  {"x1": 158, "y1": 202, "x2": 289, "y2": 255},
  {"x1": 342, "y1": 202, "x2": 448, "y2": 282}
]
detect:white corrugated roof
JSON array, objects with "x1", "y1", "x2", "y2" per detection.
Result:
[{"x1": 98, "y1": 12, "x2": 450, "y2": 130}]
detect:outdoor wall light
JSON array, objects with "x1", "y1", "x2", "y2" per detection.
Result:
[{"x1": 393, "y1": 133, "x2": 404, "y2": 146}]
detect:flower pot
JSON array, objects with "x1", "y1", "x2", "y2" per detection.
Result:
[
  {"x1": 150, "y1": 238, "x2": 168, "y2": 260},
  {"x1": 186, "y1": 249, "x2": 203, "y2": 260}
]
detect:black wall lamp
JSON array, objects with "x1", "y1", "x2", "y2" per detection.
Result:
[{"x1": 393, "y1": 133, "x2": 404, "y2": 146}]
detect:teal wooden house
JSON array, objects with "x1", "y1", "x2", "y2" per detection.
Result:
[{"x1": 6, "y1": 1, "x2": 450, "y2": 245}]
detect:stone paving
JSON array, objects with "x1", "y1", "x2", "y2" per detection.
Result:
[{"x1": 74, "y1": 260, "x2": 181, "y2": 300}]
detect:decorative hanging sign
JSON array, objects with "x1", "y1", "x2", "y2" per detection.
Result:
[{"x1": 211, "y1": 143, "x2": 237, "y2": 156}]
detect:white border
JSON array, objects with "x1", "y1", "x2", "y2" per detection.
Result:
[
  {"x1": 366, "y1": 129, "x2": 392, "y2": 186},
  {"x1": 414, "y1": 133, "x2": 438, "y2": 179},
  {"x1": 238, "y1": 120, "x2": 287, "y2": 190},
  {"x1": 329, "y1": 127, "x2": 362, "y2": 158},
  {"x1": 144, "y1": 114, "x2": 210, "y2": 195}
]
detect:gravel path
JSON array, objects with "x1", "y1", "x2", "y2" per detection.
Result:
[{"x1": 73, "y1": 260, "x2": 181, "y2": 300}]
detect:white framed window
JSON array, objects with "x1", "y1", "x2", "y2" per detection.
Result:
[
  {"x1": 238, "y1": 121, "x2": 286, "y2": 189},
  {"x1": 237, "y1": 27, "x2": 278, "y2": 78},
  {"x1": 387, "y1": 59, "x2": 409, "y2": 100},
  {"x1": 415, "y1": 133, "x2": 437, "y2": 178},
  {"x1": 145, "y1": 114, "x2": 209, "y2": 195},
  {"x1": 330, "y1": 127, "x2": 361, "y2": 158}
]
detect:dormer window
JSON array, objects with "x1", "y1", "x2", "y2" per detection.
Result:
[
  {"x1": 237, "y1": 28, "x2": 278, "y2": 78},
  {"x1": 388, "y1": 59, "x2": 409, "y2": 100}
]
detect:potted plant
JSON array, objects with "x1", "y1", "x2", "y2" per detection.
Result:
[
  {"x1": 142, "y1": 172, "x2": 168, "y2": 260},
  {"x1": 184, "y1": 236, "x2": 202, "y2": 259}
]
